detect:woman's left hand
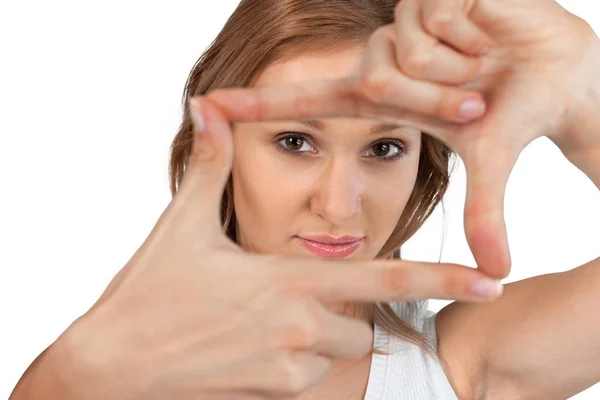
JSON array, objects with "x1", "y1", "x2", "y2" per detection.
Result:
[{"x1": 205, "y1": 0, "x2": 600, "y2": 279}]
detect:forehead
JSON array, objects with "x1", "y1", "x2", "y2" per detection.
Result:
[
  {"x1": 253, "y1": 46, "x2": 364, "y2": 87},
  {"x1": 251, "y1": 46, "x2": 420, "y2": 137}
]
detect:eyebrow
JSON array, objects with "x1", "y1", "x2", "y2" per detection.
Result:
[{"x1": 298, "y1": 119, "x2": 407, "y2": 135}]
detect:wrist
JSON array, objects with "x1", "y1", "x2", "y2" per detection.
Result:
[
  {"x1": 10, "y1": 320, "x2": 123, "y2": 400},
  {"x1": 10, "y1": 338, "x2": 78, "y2": 400},
  {"x1": 553, "y1": 20, "x2": 600, "y2": 188}
]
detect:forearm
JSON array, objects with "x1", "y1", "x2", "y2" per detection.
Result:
[{"x1": 10, "y1": 328, "x2": 104, "y2": 400}]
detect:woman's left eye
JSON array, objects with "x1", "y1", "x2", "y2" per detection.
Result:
[{"x1": 364, "y1": 141, "x2": 406, "y2": 160}]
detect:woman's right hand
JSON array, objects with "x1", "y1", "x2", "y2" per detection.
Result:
[
  {"x1": 22, "y1": 98, "x2": 501, "y2": 400},
  {"x1": 205, "y1": 0, "x2": 600, "y2": 282}
]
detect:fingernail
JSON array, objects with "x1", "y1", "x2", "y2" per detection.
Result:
[
  {"x1": 188, "y1": 97, "x2": 216, "y2": 162},
  {"x1": 459, "y1": 99, "x2": 486, "y2": 120},
  {"x1": 471, "y1": 278, "x2": 503, "y2": 299},
  {"x1": 189, "y1": 97, "x2": 205, "y2": 132}
]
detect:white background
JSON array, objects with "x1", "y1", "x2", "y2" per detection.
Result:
[{"x1": 1, "y1": 0, "x2": 599, "y2": 398}]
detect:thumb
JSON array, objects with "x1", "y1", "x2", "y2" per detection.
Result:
[
  {"x1": 462, "y1": 133, "x2": 517, "y2": 279},
  {"x1": 173, "y1": 96, "x2": 234, "y2": 235}
]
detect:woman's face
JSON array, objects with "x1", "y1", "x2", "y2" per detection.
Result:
[{"x1": 232, "y1": 46, "x2": 422, "y2": 261}]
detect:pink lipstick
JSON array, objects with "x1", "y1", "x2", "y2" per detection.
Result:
[{"x1": 295, "y1": 235, "x2": 364, "y2": 258}]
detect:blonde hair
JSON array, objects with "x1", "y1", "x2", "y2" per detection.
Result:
[{"x1": 169, "y1": 0, "x2": 454, "y2": 357}]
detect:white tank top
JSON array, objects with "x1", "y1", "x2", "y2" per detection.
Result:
[{"x1": 364, "y1": 301, "x2": 459, "y2": 399}]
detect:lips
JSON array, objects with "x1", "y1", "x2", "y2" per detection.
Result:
[{"x1": 295, "y1": 235, "x2": 364, "y2": 258}]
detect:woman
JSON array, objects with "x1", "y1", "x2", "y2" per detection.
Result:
[
  {"x1": 10, "y1": 0, "x2": 600, "y2": 399},
  {"x1": 6, "y1": 2, "x2": 503, "y2": 398},
  {"x1": 205, "y1": 0, "x2": 600, "y2": 398}
]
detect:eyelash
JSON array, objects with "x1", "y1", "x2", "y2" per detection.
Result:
[{"x1": 273, "y1": 133, "x2": 408, "y2": 162}]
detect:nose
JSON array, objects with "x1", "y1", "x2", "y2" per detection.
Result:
[{"x1": 310, "y1": 158, "x2": 364, "y2": 224}]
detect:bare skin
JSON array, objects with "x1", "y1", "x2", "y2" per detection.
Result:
[
  {"x1": 209, "y1": 0, "x2": 600, "y2": 280},
  {"x1": 206, "y1": 0, "x2": 600, "y2": 398},
  {"x1": 9, "y1": 0, "x2": 600, "y2": 399},
  {"x1": 8, "y1": 73, "x2": 498, "y2": 400},
  {"x1": 234, "y1": 48, "x2": 422, "y2": 268},
  {"x1": 231, "y1": 50, "x2": 424, "y2": 398}
]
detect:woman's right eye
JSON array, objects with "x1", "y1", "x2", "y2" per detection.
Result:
[{"x1": 275, "y1": 134, "x2": 315, "y2": 154}]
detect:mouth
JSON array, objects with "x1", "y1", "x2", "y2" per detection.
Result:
[{"x1": 294, "y1": 235, "x2": 364, "y2": 259}]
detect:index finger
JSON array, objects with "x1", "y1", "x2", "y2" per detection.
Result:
[
  {"x1": 206, "y1": 79, "x2": 469, "y2": 137},
  {"x1": 284, "y1": 258, "x2": 503, "y2": 304},
  {"x1": 208, "y1": 78, "x2": 365, "y2": 122}
]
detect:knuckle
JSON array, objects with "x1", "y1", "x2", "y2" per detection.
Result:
[
  {"x1": 464, "y1": 199, "x2": 489, "y2": 219},
  {"x1": 291, "y1": 85, "x2": 313, "y2": 118},
  {"x1": 359, "y1": 66, "x2": 396, "y2": 101},
  {"x1": 370, "y1": 26, "x2": 389, "y2": 43},
  {"x1": 381, "y1": 266, "x2": 408, "y2": 294},
  {"x1": 189, "y1": 143, "x2": 217, "y2": 164},
  {"x1": 276, "y1": 353, "x2": 308, "y2": 395},
  {"x1": 336, "y1": 76, "x2": 363, "y2": 118},
  {"x1": 279, "y1": 304, "x2": 324, "y2": 350},
  {"x1": 250, "y1": 90, "x2": 266, "y2": 121},
  {"x1": 400, "y1": 45, "x2": 433, "y2": 74},
  {"x1": 278, "y1": 323, "x2": 317, "y2": 350},
  {"x1": 442, "y1": 267, "x2": 470, "y2": 297},
  {"x1": 393, "y1": 1, "x2": 405, "y2": 20},
  {"x1": 450, "y1": 59, "x2": 481, "y2": 85},
  {"x1": 342, "y1": 76, "x2": 374, "y2": 119},
  {"x1": 207, "y1": 87, "x2": 263, "y2": 122},
  {"x1": 425, "y1": 12, "x2": 454, "y2": 35},
  {"x1": 206, "y1": 88, "x2": 224, "y2": 100},
  {"x1": 466, "y1": 36, "x2": 487, "y2": 53},
  {"x1": 465, "y1": 57, "x2": 483, "y2": 78}
]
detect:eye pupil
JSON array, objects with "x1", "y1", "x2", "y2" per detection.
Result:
[
  {"x1": 286, "y1": 137, "x2": 303, "y2": 150},
  {"x1": 373, "y1": 143, "x2": 390, "y2": 156}
]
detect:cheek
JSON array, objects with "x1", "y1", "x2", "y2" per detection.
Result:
[
  {"x1": 367, "y1": 178, "x2": 412, "y2": 222},
  {"x1": 231, "y1": 140, "x2": 307, "y2": 249},
  {"x1": 365, "y1": 159, "x2": 420, "y2": 236}
]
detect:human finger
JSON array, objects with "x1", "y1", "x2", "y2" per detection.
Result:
[
  {"x1": 421, "y1": 0, "x2": 492, "y2": 56},
  {"x1": 461, "y1": 129, "x2": 518, "y2": 279},
  {"x1": 282, "y1": 258, "x2": 503, "y2": 304},
  {"x1": 167, "y1": 97, "x2": 234, "y2": 237},
  {"x1": 393, "y1": 0, "x2": 482, "y2": 84},
  {"x1": 309, "y1": 311, "x2": 374, "y2": 359},
  {"x1": 267, "y1": 299, "x2": 374, "y2": 360},
  {"x1": 206, "y1": 72, "x2": 486, "y2": 129},
  {"x1": 359, "y1": 25, "x2": 482, "y2": 127}
]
